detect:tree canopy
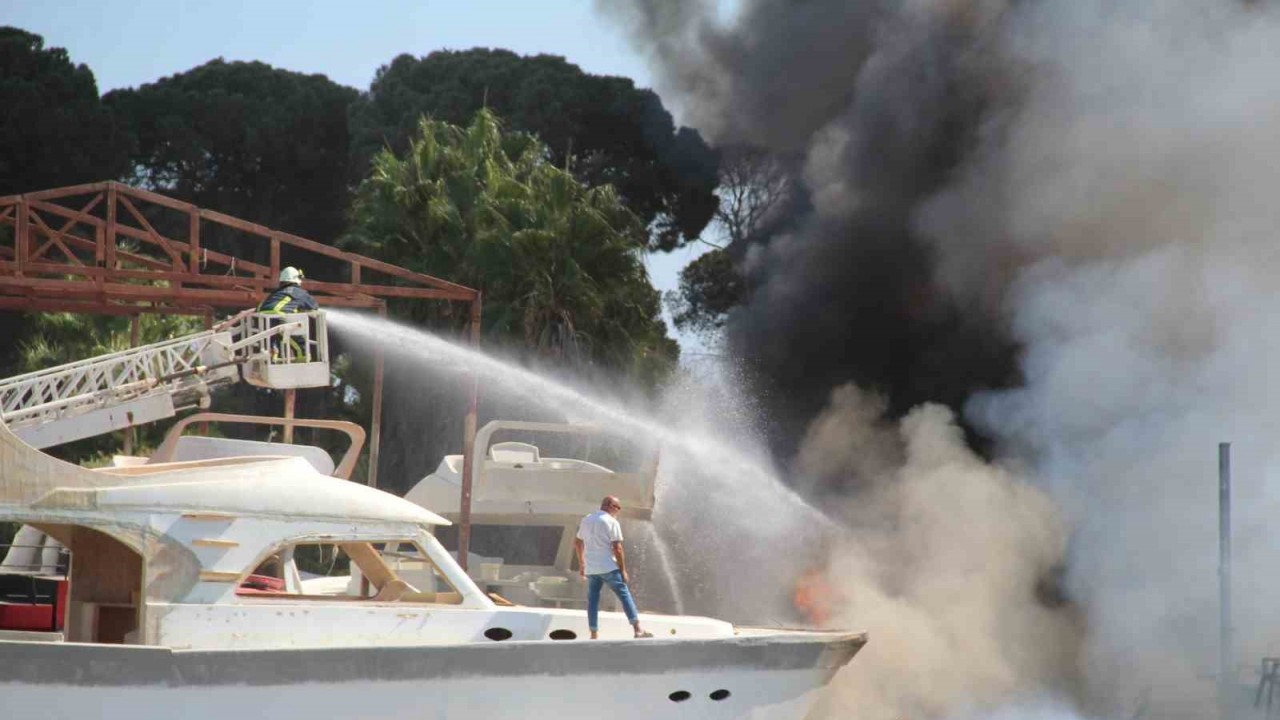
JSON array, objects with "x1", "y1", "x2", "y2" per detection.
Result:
[
  {"x1": 345, "y1": 108, "x2": 677, "y2": 380},
  {"x1": 0, "y1": 27, "x2": 124, "y2": 195},
  {"x1": 351, "y1": 49, "x2": 719, "y2": 252},
  {"x1": 104, "y1": 60, "x2": 358, "y2": 244},
  {"x1": 0, "y1": 30, "x2": 701, "y2": 481}
]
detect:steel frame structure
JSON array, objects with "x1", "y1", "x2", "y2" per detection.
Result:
[{"x1": 0, "y1": 182, "x2": 485, "y2": 564}]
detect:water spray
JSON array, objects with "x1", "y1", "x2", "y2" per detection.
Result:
[{"x1": 325, "y1": 308, "x2": 840, "y2": 532}]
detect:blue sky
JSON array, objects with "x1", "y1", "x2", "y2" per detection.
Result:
[
  {"x1": 3, "y1": 0, "x2": 714, "y2": 349},
  {"x1": 6, "y1": 1, "x2": 653, "y2": 94}
]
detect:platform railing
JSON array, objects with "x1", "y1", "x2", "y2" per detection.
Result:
[{"x1": 0, "y1": 310, "x2": 328, "y2": 444}]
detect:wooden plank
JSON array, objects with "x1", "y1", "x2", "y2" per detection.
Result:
[
  {"x1": 369, "y1": 303, "x2": 386, "y2": 489},
  {"x1": 118, "y1": 194, "x2": 185, "y2": 268},
  {"x1": 94, "y1": 226, "x2": 105, "y2": 279},
  {"x1": 56, "y1": 226, "x2": 170, "y2": 270},
  {"x1": 276, "y1": 229, "x2": 477, "y2": 297},
  {"x1": 106, "y1": 268, "x2": 273, "y2": 289},
  {"x1": 114, "y1": 224, "x2": 269, "y2": 274},
  {"x1": 26, "y1": 211, "x2": 86, "y2": 266},
  {"x1": 189, "y1": 209, "x2": 200, "y2": 274},
  {"x1": 3, "y1": 182, "x2": 478, "y2": 313},
  {"x1": 282, "y1": 388, "x2": 296, "y2": 444},
  {"x1": 0, "y1": 271, "x2": 401, "y2": 302},
  {"x1": 200, "y1": 208, "x2": 272, "y2": 237},
  {"x1": 191, "y1": 538, "x2": 240, "y2": 548},
  {"x1": 15, "y1": 201, "x2": 27, "y2": 272},
  {"x1": 182, "y1": 512, "x2": 236, "y2": 521},
  {"x1": 100, "y1": 284, "x2": 260, "y2": 303},
  {"x1": 270, "y1": 233, "x2": 280, "y2": 281},
  {"x1": 115, "y1": 182, "x2": 197, "y2": 213},
  {"x1": 337, "y1": 542, "x2": 396, "y2": 589},
  {"x1": 28, "y1": 198, "x2": 106, "y2": 230},
  {"x1": 47, "y1": 193, "x2": 105, "y2": 270},
  {"x1": 6, "y1": 267, "x2": 475, "y2": 301},
  {"x1": 457, "y1": 294, "x2": 483, "y2": 572},
  {"x1": 14, "y1": 262, "x2": 103, "y2": 278},
  {"x1": 25, "y1": 181, "x2": 109, "y2": 201},
  {"x1": 304, "y1": 281, "x2": 472, "y2": 301},
  {"x1": 79, "y1": 194, "x2": 106, "y2": 266},
  {"x1": 0, "y1": 298, "x2": 210, "y2": 316},
  {"x1": 65, "y1": 193, "x2": 103, "y2": 231},
  {"x1": 198, "y1": 571, "x2": 242, "y2": 583},
  {"x1": 105, "y1": 185, "x2": 117, "y2": 270},
  {"x1": 0, "y1": 282, "x2": 382, "y2": 311},
  {"x1": 69, "y1": 526, "x2": 139, "y2": 606}
]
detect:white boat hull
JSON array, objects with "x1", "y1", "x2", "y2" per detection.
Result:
[{"x1": 0, "y1": 632, "x2": 864, "y2": 719}]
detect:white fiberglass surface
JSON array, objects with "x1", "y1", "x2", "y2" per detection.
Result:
[{"x1": 0, "y1": 668, "x2": 828, "y2": 720}]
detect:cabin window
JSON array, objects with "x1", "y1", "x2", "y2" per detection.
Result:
[
  {"x1": 0, "y1": 525, "x2": 141, "y2": 644},
  {"x1": 0, "y1": 529, "x2": 71, "y2": 637},
  {"x1": 237, "y1": 540, "x2": 463, "y2": 605},
  {"x1": 434, "y1": 525, "x2": 563, "y2": 566},
  {"x1": 376, "y1": 542, "x2": 464, "y2": 605}
]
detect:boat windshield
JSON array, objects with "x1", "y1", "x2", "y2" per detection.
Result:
[
  {"x1": 434, "y1": 524, "x2": 563, "y2": 566},
  {"x1": 237, "y1": 540, "x2": 463, "y2": 605}
]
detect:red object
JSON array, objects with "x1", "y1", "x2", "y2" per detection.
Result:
[
  {"x1": 0, "y1": 602, "x2": 53, "y2": 631},
  {"x1": 0, "y1": 580, "x2": 66, "y2": 631},
  {"x1": 54, "y1": 578, "x2": 68, "y2": 629},
  {"x1": 236, "y1": 574, "x2": 286, "y2": 595}
]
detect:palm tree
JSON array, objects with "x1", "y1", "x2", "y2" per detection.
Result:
[{"x1": 344, "y1": 109, "x2": 676, "y2": 378}]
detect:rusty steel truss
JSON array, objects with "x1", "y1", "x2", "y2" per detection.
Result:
[
  {"x1": 0, "y1": 180, "x2": 478, "y2": 313},
  {"x1": 0, "y1": 181, "x2": 486, "y2": 564}
]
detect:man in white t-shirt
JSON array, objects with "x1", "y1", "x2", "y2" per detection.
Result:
[{"x1": 575, "y1": 495, "x2": 652, "y2": 639}]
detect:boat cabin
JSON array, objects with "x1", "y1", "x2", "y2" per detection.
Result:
[
  {"x1": 0, "y1": 421, "x2": 491, "y2": 647},
  {"x1": 405, "y1": 421, "x2": 658, "y2": 608}
]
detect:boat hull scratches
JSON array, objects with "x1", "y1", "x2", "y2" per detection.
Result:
[
  {"x1": 0, "y1": 631, "x2": 863, "y2": 685},
  {"x1": 0, "y1": 633, "x2": 864, "y2": 719}
]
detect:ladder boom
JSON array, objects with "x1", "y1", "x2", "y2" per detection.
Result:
[{"x1": 0, "y1": 311, "x2": 329, "y2": 448}]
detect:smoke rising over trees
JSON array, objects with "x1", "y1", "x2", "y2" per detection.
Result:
[
  {"x1": 605, "y1": 0, "x2": 1280, "y2": 718},
  {"x1": 603, "y1": 0, "x2": 1022, "y2": 458}
]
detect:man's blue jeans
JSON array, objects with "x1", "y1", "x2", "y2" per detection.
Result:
[{"x1": 587, "y1": 569, "x2": 639, "y2": 631}]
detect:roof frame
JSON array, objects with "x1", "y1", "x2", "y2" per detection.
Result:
[{"x1": 0, "y1": 181, "x2": 478, "y2": 315}]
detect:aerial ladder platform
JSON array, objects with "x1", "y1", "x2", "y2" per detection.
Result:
[{"x1": 0, "y1": 311, "x2": 329, "y2": 449}]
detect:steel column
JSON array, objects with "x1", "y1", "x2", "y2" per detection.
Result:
[
  {"x1": 1219, "y1": 442, "x2": 1234, "y2": 720},
  {"x1": 368, "y1": 303, "x2": 386, "y2": 489},
  {"x1": 283, "y1": 389, "x2": 296, "y2": 444},
  {"x1": 457, "y1": 294, "x2": 482, "y2": 571},
  {"x1": 123, "y1": 314, "x2": 140, "y2": 455}
]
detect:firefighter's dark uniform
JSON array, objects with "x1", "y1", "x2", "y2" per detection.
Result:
[
  {"x1": 258, "y1": 284, "x2": 318, "y2": 314},
  {"x1": 258, "y1": 284, "x2": 318, "y2": 360}
]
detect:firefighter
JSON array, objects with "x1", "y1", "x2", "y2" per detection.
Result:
[
  {"x1": 257, "y1": 267, "x2": 317, "y2": 361},
  {"x1": 258, "y1": 267, "x2": 318, "y2": 313}
]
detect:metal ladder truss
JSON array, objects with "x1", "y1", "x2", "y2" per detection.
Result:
[{"x1": 0, "y1": 311, "x2": 328, "y2": 448}]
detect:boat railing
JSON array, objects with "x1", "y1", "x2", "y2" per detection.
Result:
[
  {"x1": 0, "y1": 542, "x2": 69, "y2": 577},
  {"x1": 469, "y1": 420, "x2": 659, "y2": 514}
]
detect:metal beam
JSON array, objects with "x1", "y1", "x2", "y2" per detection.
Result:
[
  {"x1": 457, "y1": 293, "x2": 483, "y2": 571},
  {"x1": 369, "y1": 303, "x2": 387, "y2": 489}
]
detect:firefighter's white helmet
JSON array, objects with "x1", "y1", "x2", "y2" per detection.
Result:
[{"x1": 279, "y1": 266, "x2": 304, "y2": 285}]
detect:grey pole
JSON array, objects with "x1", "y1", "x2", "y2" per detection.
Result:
[{"x1": 1219, "y1": 442, "x2": 1234, "y2": 720}]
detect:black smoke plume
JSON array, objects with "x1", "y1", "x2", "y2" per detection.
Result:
[{"x1": 602, "y1": 0, "x2": 1023, "y2": 475}]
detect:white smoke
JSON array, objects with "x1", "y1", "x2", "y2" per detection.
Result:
[
  {"x1": 796, "y1": 388, "x2": 1082, "y2": 720},
  {"x1": 607, "y1": 0, "x2": 1280, "y2": 717},
  {"x1": 927, "y1": 0, "x2": 1280, "y2": 713}
]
